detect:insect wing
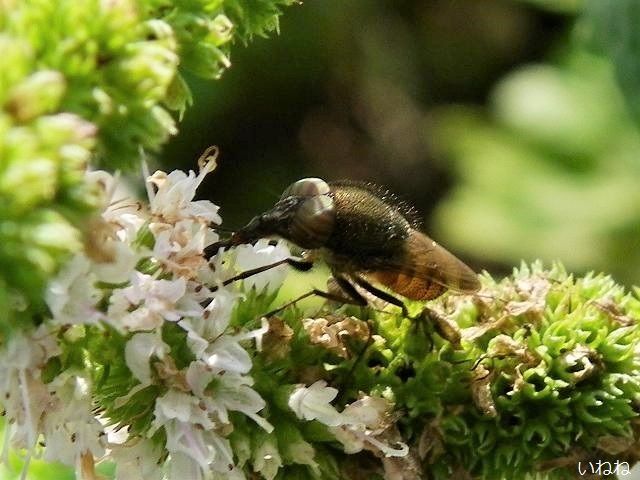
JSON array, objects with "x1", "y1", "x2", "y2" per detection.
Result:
[{"x1": 370, "y1": 230, "x2": 480, "y2": 300}]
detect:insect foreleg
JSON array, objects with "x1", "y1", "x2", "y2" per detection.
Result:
[
  {"x1": 217, "y1": 257, "x2": 313, "y2": 289},
  {"x1": 286, "y1": 258, "x2": 315, "y2": 272},
  {"x1": 204, "y1": 240, "x2": 232, "y2": 259},
  {"x1": 201, "y1": 257, "x2": 315, "y2": 310}
]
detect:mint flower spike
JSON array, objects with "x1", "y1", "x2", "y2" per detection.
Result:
[
  {"x1": 0, "y1": 159, "x2": 295, "y2": 480},
  {"x1": 0, "y1": 0, "x2": 298, "y2": 337}
]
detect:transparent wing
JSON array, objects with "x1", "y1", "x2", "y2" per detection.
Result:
[{"x1": 367, "y1": 230, "x2": 480, "y2": 300}]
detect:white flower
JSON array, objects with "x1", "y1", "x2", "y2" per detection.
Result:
[
  {"x1": 150, "y1": 219, "x2": 216, "y2": 278},
  {"x1": 288, "y1": 386, "x2": 409, "y2": 459},
  {"x1": 201, "y1": 287, "x2": 242, "y2": 337},
  {"x1": 252, "y1": 437, "x2": 282, "y2": 480},
  {"x1": 330, "y1": 396, "x2": 408, "y2": 458},
  {"x1": 203, "y1": 334, "x2": 253, "y2": 374},
  {"x1": 84, "y1": 170, "x2": 147, "y2": 276},
  {"x1": 108, "y1": 272, "x2": 187, "y2": 331},
  {"x1": 339, "y1": 395, "x2": 390, "y2": 427},
  {"x1": 86, "y1": 170, "x2": 146, "y2": 242},
  {"x1": 202, "y1": 246, "x2": 236, "y2": 284},
  {"x1": 211, "y1": 373, "x2": 272, "y2": 432},
  {"x1": 91, "y1": 240, "x2": 140, "y2": 284},
  {"x1": 150, "y1": 389, "x2": 238, "y2": 478},
  {"x1": 122, "y1": 273, "x2": 186, "y2": 316},
  {"x1": 144, "y1": 160, "x2": 223, "y2": 282},
  {"x1": 125, "y1": 333, "x2": 170, "y2": 384},
  {"x1": 0, "y1": 327, "x2": 61, "y2": 455},
  {"x1": 7, "y1": 324, "x2": 62, "y2": 371},
  {"x1": 166, "y1": 451, "x2": 208, "y2": 480},
  {"x1": 236, "y1": 317, "x2": 270, "y2": 352},
  {"x1": 111, "y1": 439, "x2": 164, "y2": 480},
  {"x1": 183, "y1": 361, "x2": 215, "y2": 398},
  {"x1": 179, "y1": 287, "x2": 242, "y2": 359},
  {"x1": 147, "y1": 169, "x2": 221, "y2": 224},
  {"x1": 23, "y1": 163, "x2": 306, "y2": 479},
  {"x1": 46, "y1": 254, "x2": 102, "y2": 325},
  {"x1": 186, "y1": 361, "x2": 273, "y2": 432},
  {"x1": 41, "y1": 374, "x2": 106, "y2": 466},
  {"x1": 288, "y1": 380, "x2": 345, "y2": 427},
  {"x1": 163, "y1": 423, "x2": 217, "y2": 473},
  {"x1": 234, "y1": 239, "x2": 290, "y2": 293},
  {"x1": 182, "y1": 325, "x2": 210, "y2": 360},
  {"x1": 151, "y1": 390, "x2": 214, "y2": 430}
]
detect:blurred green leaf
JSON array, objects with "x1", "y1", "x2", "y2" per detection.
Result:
[
  {"x1": 584, "y1": 0, "x2": 640, "y2": 125},
  {"x1": 517, "y1": 0, "x2": 583, "y2": 14},
  {"x1": 432, "y1": 52, "x2": 640, "y2": 286}
]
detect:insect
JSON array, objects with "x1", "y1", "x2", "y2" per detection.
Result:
[{"x1": 206, "y1": 178, "x2": 481, "y2": 322}]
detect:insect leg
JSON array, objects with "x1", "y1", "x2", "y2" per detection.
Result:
[
  {"x1": 350, "y1": 275, "x2": 460, "y2": 349},
  {"x1": 331, "y1": 274, "x2": 369, "y2": 307},
  {"x1": 350, "y1": 274, "x2": 409, "y2": 317},
  {"x1": 262, "y1": 274, "x2": 368, "y2": 318},
  {"x1": 204, "y1": 239, "x2": 232, "y2": 258},
  {"x1": 216, "y1": 257, "x2": 313, "y2": 289},
  {"x1": 330, "y1": 275, "x2": 376, "y2": 402},
  {"x1": 201, "y1": 257, "x2": 314, "y2": 309},
  {"x1": 416, "y1": 306, "x2": 461, "y2": 348}
]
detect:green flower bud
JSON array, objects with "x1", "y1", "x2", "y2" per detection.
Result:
[{"x1": 5, "y1": 70, "x2": 66, "y2": 122}]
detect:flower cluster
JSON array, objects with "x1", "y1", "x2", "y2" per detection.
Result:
[
  {"x1": 0, "y1": 0, "x2": 297, "y2": 336},
  {"x1": 0, "y1": 156, "x2": 293, "y2": 480}
]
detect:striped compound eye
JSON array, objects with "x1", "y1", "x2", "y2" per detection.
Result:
[
  {"x1": 280, "y1": 177, "x2": 330, "y2": 199},
  {"x1": 289, "y1": 194, "x2": 335, "y2": 248}
]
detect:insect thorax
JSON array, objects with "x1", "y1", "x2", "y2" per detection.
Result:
[{"x1": 324, "y1": 184, "x2": 411, "y2": 266}]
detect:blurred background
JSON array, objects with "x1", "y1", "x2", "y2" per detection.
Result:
[{"x1": 159, "y1": 0, "x2": 640, "y2": 288}]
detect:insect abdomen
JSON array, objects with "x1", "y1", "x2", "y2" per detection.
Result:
[{"x1": 373, "y1": 271, "x2": 446, "y2": 300}]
